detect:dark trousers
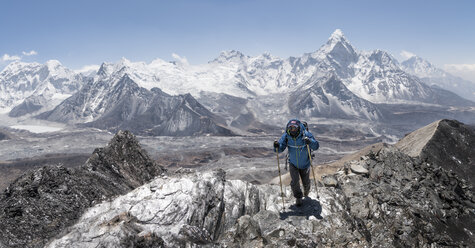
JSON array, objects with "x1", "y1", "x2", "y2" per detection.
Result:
[{"x1": 289, "y1": 163, "x2": 310, "y2": 198}]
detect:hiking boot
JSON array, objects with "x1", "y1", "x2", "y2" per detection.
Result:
[{"x1": 296, "y1": 197, "x2": 302, "y2": 206}]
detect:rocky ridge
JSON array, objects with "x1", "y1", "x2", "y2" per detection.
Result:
[
  {"x1": 396, "y1": 119, "x2": 475, "y2": 187},
  {"x1": 46, "y1": 120, "x2": 474, "y2": 247},
  {"x1": 1, "y1": 120, "x2": 474, "y2": 247},
  {"x1": 0, "y1": 131, "x2": 164, "y2": 248},
  {"x1": 45, "y1": 145, "x2": 474, "y2": 247}
]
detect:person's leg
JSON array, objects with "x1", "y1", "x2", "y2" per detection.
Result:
[
  {"x1": 289, "y1": 163, "x2": 303, "y2": 199},
  {"x1": 300, "y1": 166, "x2": 311, "y2": 197}
]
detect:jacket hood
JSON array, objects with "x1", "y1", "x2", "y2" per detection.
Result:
[{"x1": 286, "y1": 118, "x2": 305, "y2": 137}]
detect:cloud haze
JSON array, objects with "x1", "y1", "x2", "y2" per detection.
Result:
[
  {"x1": 444, "y1": 64, "x2": 475, "y2": 84},
  {"x1": 400, "y1": 50, "x2": 416, "y2": 60},
  {"x1": 172, "y1": 53, "x2": 189, "y2": 66},
  {"x1": 22, "y1": 50, "x2": 38, "y2": 56}
]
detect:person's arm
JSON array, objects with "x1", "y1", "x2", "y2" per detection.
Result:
[
  {"x1": 274, "y1": 133, "x2": 288, "y2": 153},
  {"x1": 305, "y1": 131, "x2": 319, "y2": 150}
]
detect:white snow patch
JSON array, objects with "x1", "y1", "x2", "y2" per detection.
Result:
[
  {"x1": 52, "y1": 93, "x2": 72, "y2": 100},
  {"x1": 451, "y1": 156, "x2": 462, "y2": 165}
]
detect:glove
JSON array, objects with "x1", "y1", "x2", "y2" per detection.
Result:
[
  {"x1": 304, "y1": 137, "x2": 311, "y2": 145},
  {"x1": 273, "y1": 141, "x2": 280, "y2": 149}
]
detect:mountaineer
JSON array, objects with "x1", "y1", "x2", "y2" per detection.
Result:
[{"x1": 274, "y1": 119, "x2": 319, "y2": 206}]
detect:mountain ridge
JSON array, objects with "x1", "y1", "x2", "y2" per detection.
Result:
[
  {"x1": 0, "y1": 60, "x2": 86, "y2": 115},
  {"x1": 37, "y1": 74, "x2": 234, "y2": 136},
  {"x1": 2, "y1": 29, "x2": 475, "y2": 136},
  {"x1": 401, "y1": 55, "x2": 475, "y2": 101},
  {"x1": 3, "y1": 29, "x2": 473, "y2": 107},
  {"x1": 0, "y1": 130, "x2": 165, "y2": 248}
]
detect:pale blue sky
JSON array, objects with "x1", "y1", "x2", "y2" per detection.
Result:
[{"x1": 1, "y1": 0, "x2": 474, "y2": 80}]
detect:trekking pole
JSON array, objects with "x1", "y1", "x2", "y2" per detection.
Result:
[
  {"x1": 307, "y1": 144, "x2": 319, "y2": 199},
  {"x1": 275, "y1": 148, "x2": 285, "y2": 210}
]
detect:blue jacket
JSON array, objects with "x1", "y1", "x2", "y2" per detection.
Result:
[{"x1": 274, "y1": 119, "x2": 319, "y2": 169}]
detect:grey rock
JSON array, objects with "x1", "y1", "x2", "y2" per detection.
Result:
[
  {"x1": 0, "y1": 130, "x2": 164, "y2": 248},
  {"x1": 397, "y1": 119, "x2": 475, "y2": 188},
  {"x1": 2, "y1": 120, "x2": 475, "y2": 247},
  {"x1": 322, "y1": 175, "x2": 338, "y2": 187},
  {"x1": 230, "y1": 215, "x2": 264, "y2": 247},
  {"x1": 44, "y1": 142, "x2": 474, "y2": 247},
  {"x1": 178, "y1": 224, "x2": 212, "y2": 245},
  {"x1": 350, "y1": 161, "x2": 369, "y2": 175},
  {"x1": 0, "y1": 130, "x2": 10, "y2": 141},
  {"x1": 8, "y1": 94, "x2": 46, "y2": 117}
]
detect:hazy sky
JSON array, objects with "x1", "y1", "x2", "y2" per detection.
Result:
[{"x1": 1, "y1": 0, "x2": 474, "y2": 81}]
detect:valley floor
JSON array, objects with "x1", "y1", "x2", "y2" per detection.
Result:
[
  {"x1": 0, "y1": 123, "x2": 384, "y2": 191},
  {"x1": 2, "y1": 112, "x2": 473, "y2": 191}
]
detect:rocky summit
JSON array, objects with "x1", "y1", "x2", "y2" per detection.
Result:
[
  {"x1": 0, "y1": 130, "x2": 164, "y2": 248},
  {"x1": 396, "y1": 119, "x2": 475, "y2": 187},
  {"x1": 1, "y1": 120, "x2": 474, "y2": 248}
]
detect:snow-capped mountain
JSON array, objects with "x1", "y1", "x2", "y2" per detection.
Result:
[
  {"x1": 344, "y1": 49, "x2": 435, "y2": 103},
  {"x1": 95, "y1": 56, "x2": 256, "y2": 98},
  {"x1": 289, "y1": 73, "x2": 383, "y2": 120},
  {"x1": 302, "y1": 30, "x2": 462, "y2": 105},
  {"x1": 25, "y1": 29, "x2": 471, "y2": 108},
  {"x1": 37, "y1": 73, "x2": 233, "y2": 136},
  {"x1": 0, "y1": 60, "x2": 85, "y2": 115},
  {"x1": 2, "y1": 29, "x2": 474, "y2": 136},
  {"x1": 401, "y1": 56, "x2": 475, "y2": 101},
  {"x1": 213, "y1": 29, "x2": 472, "y2": 106}
]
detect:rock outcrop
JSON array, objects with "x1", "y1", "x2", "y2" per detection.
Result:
[
  {"x1": 0, "y1": 130, "x2": 10, "y2": 141},
  {"x1": 47, "y1": 145, "x2": 474, "y2": 247},
  {"x1": 396, "y1": 119, "x2": 475, "y2": 187},
  {"x1": 0, "y1": 131, "x2": 164, "y2": 248},
  {"x1": 1, "y1": 120, "x2": 474, "y2": 247}
]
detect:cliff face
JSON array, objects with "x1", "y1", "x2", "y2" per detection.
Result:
[{"x1": 0, "y1": 131, "x2": 164, "y2": 248}]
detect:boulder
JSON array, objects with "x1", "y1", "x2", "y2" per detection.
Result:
[
  {"x1": 322, "y1": 174, "x2": 338, "y2": 187},
  {"x1": 349, "y1": 161, "x2": 369, "y2": 175}
]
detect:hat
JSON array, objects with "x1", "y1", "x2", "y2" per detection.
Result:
[{"x1": 287, "y1": 120, "x2": 300, "y2": 137}]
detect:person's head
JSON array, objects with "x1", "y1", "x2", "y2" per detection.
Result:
[{"x1": 286, "y1": 119, "x2": 301, "y2": 137}]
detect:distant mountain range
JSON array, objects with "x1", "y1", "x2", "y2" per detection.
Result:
[
  {"x1": 0, "y1": 60, "x2": 84, "y2": 115},
  {"x1": 1, "y1": 29, "x2": 474, "y2": 135},
  {"x1": 401, "y1": 56, "x2": 475, "y2": 102},
  {"x1": 37, "y1": 74, "x2": 233, "y2": 136}
]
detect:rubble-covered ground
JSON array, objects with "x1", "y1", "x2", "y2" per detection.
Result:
[{"x1": 45, "y1": 146, "x2": 474, "y2": 247}]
